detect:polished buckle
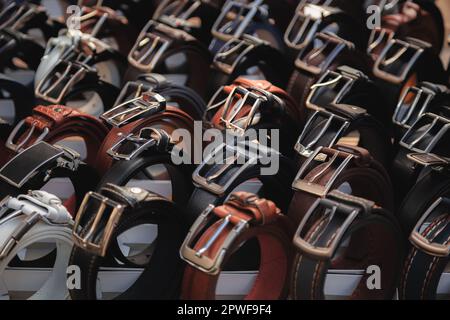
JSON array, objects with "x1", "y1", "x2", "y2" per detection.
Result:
[
  {"x1": 367, "y1": 28, "x2": 394, "y2": 56},
  {"x1": 295, "y1": 32, "x2": 354, "y2": 75},
  {"x1": 213, "y1": 34, "x2": 263, "y2": 75},
  {"x1": 399, "y1": 113, "x2": 450, "y2": 153},
  {"x1": 294, "y1": 109, "x2": 350, "y2": 157},
  {"x1": 107, "y1": 128, "x2": 164, "y2": 161},
  {"x1": 72, "y1": 191, "x2": 125, "y2": 257},
  {"x1": 128, "y1": 21, "x2": 171, "y2": 72},
  {"x1": 292, "y1": 192, "x2": 368, "y2": 259},
  {"x1": 393, "y1": 85, "x2": 436, "y2": 129},
  {"x1": 373, "y1": 38, "x2": 427, "y2": 84},
  {"x1": 180, "y1": 204, "x2": 249, "y2": 274},
  {"x1": 410, "y1": 197, "x2": 450, "y2": 257},
  {"x1": 101, "y1": 92, "x2": 166, "y2": 127},
  {"x1": 284, "y1": 3, "x2": 332, "y2": 50},
  {"x1": 211, "y1": 0, "x2": 265, "y2": 41},
  {"x1": 6, "y1": 119, "x2": 50, "y2": 153},
  {"x1": 35, "y1": 60, "x2": 94, "y2": 104},
  {"x1": 292, "y1": 146, "x2": 354, "y2": 197}
]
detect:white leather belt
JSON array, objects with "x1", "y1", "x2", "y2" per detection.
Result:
[{"x1": 0, "y1": 191, "x2": 74, "y2": 300}]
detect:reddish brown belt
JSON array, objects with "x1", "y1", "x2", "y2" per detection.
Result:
[{"x1": 180, "y1": 192, "x2": 293, "y2": 300}]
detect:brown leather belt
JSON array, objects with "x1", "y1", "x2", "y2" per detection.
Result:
[{"x1": 180, "y1": 192, "x2": 293, "y2": 300}]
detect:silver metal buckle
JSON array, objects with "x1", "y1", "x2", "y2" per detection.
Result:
[
  {"x1": 294, "y1": 109, "x2": 350, "y2": 158},
  {"x1": 399, "y1": 113, "x2": 450, "y2": 153},
  {"x1": 35, "y1": 60, "x2": 92, "y2": 104},
  {"x1": 284, "y1": 3, "x2": 332, "y2": 50},
  {"x1": 373, "y1": 38, "x2": 426, "y2": 84},
  {"x1": 180, "y1": 204, "x2": 249, "y2": 274},
  {"x1": 410, "y1": 197, "x2": 450, "y2": 257},
  {"x1": 367, "y1": 28, "x2": 395, "y2": 56},
  {"x1": 295, "y1": 32, "x2": 354, "y2": 75},
  {"x1": 292, "y1": 146, "x2": 354, "y2": 197},
  {"x1": 211, "y1": 0, "x2": 265, "y2": 42},
  {"x1": 72, "y1": 191, "x2": 125, "y2": 257},
  {"x1": 6, "y1": 119, "x2": 50, "y2": 153},
  {"x1": 128, "y1": 21, "x2": 171, "y2": 72},
  {"x1": 393, "y1": 85, "x2": 436, "y2": 129},
  {"x1": 406, "y1": 153, "x2": 449, "y2": 168},
  {"x1": 101, "y1": 92, "x2": 166, "y2": 127}
]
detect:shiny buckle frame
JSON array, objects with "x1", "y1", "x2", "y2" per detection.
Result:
[
  {"x1": 373, "y1": 38, "x2": 426, "y2": 84},
  {"x1": 284, "y1": 3, "x2": 332, "y2": 50},
  {"x1": 6, "y1": 119, "x2": 50, "y2": 153},
  {"x1": 406, "y1": 152, "x2": 449, "y2": 169},
  {"x1": 107, "y1": 128, "x2": 163, "y2": 161},
  {"x1": 180, "y1": 204, "x2": 249, "y2": 274},
  {"x1": 367, "y1": 28, "x2": 395, "y2": 56},
  {"x1": 101, "y1": 92, "x2": 166, "y2": 127},
  {"x1": 295, "y1": 32, "x2": 354, "y2": 75},
  {"x1": 393, "y1": 85, "x2": 436, "y2": 129},
  {"x1": 292, "y1": 146, "x2": 354, "y2": 197},
  {"x1": 399, "y1": 113, "x2": 450, "y2": 153},
  {"x1": 294, "y1": 109, "x2": 350, "y2": 157},
  {"x1": 72, "y1": 191, "x2": 125, "y2": 257},
  {"x1": 128, "y1": 21, "x2": 171, "y2": 72},
  {"x1": 211, "y1": 0, "x2": 264, "y2": 42},
  {"x1": 35, "y1": 60, "x2": 93, "y2": 104},
  {"x1": 213, "y1": 34, "x2": 263, "y2": 75},
  {"x1": 410, "y1": 197, "x2": 450, "y2": 257}
]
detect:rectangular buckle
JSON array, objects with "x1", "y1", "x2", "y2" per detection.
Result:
[
  {"x1": 294, "y1": 109, "x2": 350, "y2": 157},
  {"x1": 295, "y1": 32, "x2": 354, "y2": 75},
  {"x1": 399, "y1": 113, "x2": 450, "y2": 153},
  {"x1": 284, "y1": 3, "x2": 332, "y2": 50},
  {"x1": 107, "y1": 128, "x2": 160, "y2": 161},
  {"x1": 101, "y1": 92, "x2": 166, "y2": 127},
  {"x1": 305, "y1": 69, "x2": 355, "y2": 111},
  {"x1": 292, "y1": 194, "x2": 363, "y2": 259},
  {"x1": 211, "y1": 0, "x2": 264, "y2": 41},
  {"x1": 407, "y1": 153, "x2": 449, "y2": 168},
  {"x1": 393, "y1": 85, "x2": 435, "y2": 129},
  {"x1": 128, "y1": 21, "x2": 171, "y2": 72},
  {"x1": 410, "y1": 197, "x2": 450, "y2": 257},
  {"x1": 156, "y1": 0, "x2": 204, "y2": 29},
  {"x1": 180, "y1": 204, "x2": 248, "y2": 274},
  {"x1": 35, "y1": 60, "x2": 92, "y2": 104},
  {"x1": 292, "y1": 146, "x2": 354, "y2": 197},
  {"x1": 367, "y1": 27, "x2": 394, "y2": 56},
  {"x1": 373, "y1": 38, "x2": 426, "y2": 84},
  {"x1": 72, "y1": 191, "x2": 125, "y2": 257},
  {"x1": 213, "y1": 34, "x2": 262, "y2": 75},
  {"x1": 6, "y1": 119, "x2": 50, "y2": 153}
]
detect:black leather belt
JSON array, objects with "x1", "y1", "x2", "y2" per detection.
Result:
[
  {"x1": 69, "y1": 183, "x2": 188, "y2": 300},
  {"x1": 0, "y1": 73, "x2": 35, "y2": 124}
]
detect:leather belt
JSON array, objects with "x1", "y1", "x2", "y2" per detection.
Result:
[
  {"x1": 392, "y1": 113, "x2": 450, "y2": 202},
  {"x1": 0, "y1": 141, "x2": 99, "y2": 214},
  {"x1": 1, "y1": 105, "x2": 109, "y2": 169},
  {"x1": 0, "y1": 74, "x2": 35, "y2": 124},
  {"x1": 290, "y1": 190, "x2": 404, "y2": 299},
  {"x1": 287, "y1": 32, "x2": 371, "y2": 114},
  {"x1": 69, "y1": 183, "x2": 188, "y2": 299},
  {"x1": 128, "y1": 20, "x2": 211, "y2": 98},
  {"x1": 288, "y1": 144, "x2": 394, "y2": 226},
  {"x1": 0, "y1": 190, "x2": 73, "y2": 300},
  {"x1": 180, "y1": 191, "x2": 293, "y2": 299},
  {"x1": 294, "y1": 103, "x2": 392, "y2": 167}
]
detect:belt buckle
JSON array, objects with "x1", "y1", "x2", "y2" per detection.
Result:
[
  {"x1": 373, "y1": 38, "x2": 426, "y2": 84},
  {"x1": 72, "y1": 191, "x2": 125, "y2": 257},
  {"x1": 367, "y1": 28, "x2": 394, "y2": 56},
  {"x1": 406, "y1": 153, "x2": 449, "y2": 171},
  {"x1": 292, "y1": 193, "x2": 364, "y2": 259},
  {"x1": 393, "y1": 85, "x2": 435, "y2": 129},
  {"x1": 410, "y1": 197, "x2": 450, "y2": 257},
  {"x1": 35, "y1": 59, "x2": 93, "y2": 104},
  {"x1": 156, "y1": 0, "x2": 204, "y2": 29},
  {"x1": 128, "y1": 21, "x2": 171, "y2": 72},
  {"x1": 306, "y1": 69, "x2": 355, "y2": 111},
  {"x1": 295, "y1": 32, "x2": 354, "y2": 75},
  {"x1": 294, "y1": 109, "x2": 350, "y2": 157},
  {"x1": 6, "y1": 119, "x2": 50, "y2": 153},
  {"x1": 284, "y1": 3, "x2": 332, "y2": 50},
  {"x1": 292, "y1": 146, "x2": 354, "y2": 197},
  {"x1": 101, "y1": 91, "x2": 166, "y2": 127},
  {"x1": 180, "y1": 204, "x2": 248, "y2": 274},
  {"x1": 213, "y1": 34, "x2": 262, "y2": 75},
  {"x1": 0, "y1": 2, "x2": 36, "y2": 29},
  {"x1": 211, "y1": 0, "x2": 264, "y2": 41},
  {"x1": 107, "y1": 128, "x2": 161, "y2": 161},
  {"x1": 0, "y1": 29, "x2": 17, "y2": 54},
  {"x1": 399, "y1": 113, "x2": 450, "y2": 154}
]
